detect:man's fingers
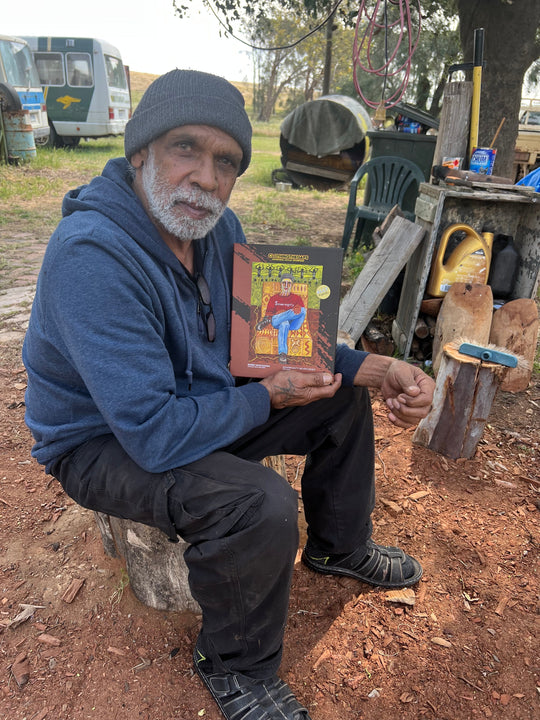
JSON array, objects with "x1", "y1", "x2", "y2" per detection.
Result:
[{"x1": 262, "y1": 370, "x2": 342, "y2": 408}]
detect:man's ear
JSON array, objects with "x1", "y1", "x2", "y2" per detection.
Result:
[{"x1": 131, "y1": 147, "x2": 148, "y2": 170}]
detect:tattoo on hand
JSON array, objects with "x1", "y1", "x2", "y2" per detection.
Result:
[{"x1": 274, "y1": 377, "x2": 297, "y2": 404}]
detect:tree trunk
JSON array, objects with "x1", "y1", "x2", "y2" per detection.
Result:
[
  {"x1": 322, "y1": 10, "x2": 336, "y2": 96},
  {"x1": 455, "y1": 0, "x2": 540, "y2": 178}
]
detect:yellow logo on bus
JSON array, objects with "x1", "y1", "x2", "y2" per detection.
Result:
[{"x1": 56, "y1": 95, "x2": 82, "y2": 110}]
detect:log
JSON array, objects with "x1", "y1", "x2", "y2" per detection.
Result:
[
  {"x1": 361, "y1": 322, "x2": 395, "y2": 356},
  {"x1": 94, "y1": 512, "x2": 200, "y2": 613},
  {"x1": 413, "y1": 342, "x2": 505, "y2": 459},
  {"x1": 414, "y1": 317, "x2": 430, "y2": 340},
  {"x1": 489, "y1": 298, "x2": 539, "y2": 392},
  {"x1": 94, "y1": 456, "x2": 288, "y2": 613},
  {"x1": 432, "y1": 283, "x2": 493, "y2": 376}
]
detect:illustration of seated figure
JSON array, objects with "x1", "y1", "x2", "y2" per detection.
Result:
[{"x1": 255, "y1": 273, "x2": 312, "y2": 363}]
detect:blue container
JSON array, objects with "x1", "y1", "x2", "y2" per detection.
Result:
[
  {"x1": 3, "y1": 110, "x2": 37, "y2": 162},
  {"x1": 469, "y1": 147, "x2": 496, "y2": 175}
]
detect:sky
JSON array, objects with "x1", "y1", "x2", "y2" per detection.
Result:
[{"x1": 4, "y1": 0, "x2": 253, "y2": 81}]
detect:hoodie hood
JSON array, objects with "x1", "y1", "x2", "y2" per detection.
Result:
[{"x1": 63, "y1": 157, "x2": 183, "y2": 272}]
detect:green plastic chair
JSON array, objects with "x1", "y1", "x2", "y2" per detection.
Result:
[{"x1": 341, "y1": 155, "x2": 425, "y2": 252}]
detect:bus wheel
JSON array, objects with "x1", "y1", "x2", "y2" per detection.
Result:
[
  {"x1": 62, "y1": 136, "x2": 80, "y2": 148},
  {"x1": 0, "y1": 82, "x2": 23, "y2": 111},
  {"x1": 45, "y1": 122, "x2": 65, "y2": 148}
]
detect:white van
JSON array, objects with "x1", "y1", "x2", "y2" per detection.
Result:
[
  {"x1": 0, "y1": 34, "x2": 50, "y2": 144},
  {"x1": 23, "y1": 36, "x2": 131, "y2": 147}
]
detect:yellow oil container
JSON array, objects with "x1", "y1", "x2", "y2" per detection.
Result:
[{"x1": 427, "y1": 224, "x2": 493, "y2": 298}]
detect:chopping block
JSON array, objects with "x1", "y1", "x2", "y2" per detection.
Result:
[{"x1": 412, "y1": 342, "x2": 508, "y2": 460}]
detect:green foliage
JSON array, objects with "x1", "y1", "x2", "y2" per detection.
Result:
[{"x1": 342, "y1": 249, "x2": 366, "y2": 284}]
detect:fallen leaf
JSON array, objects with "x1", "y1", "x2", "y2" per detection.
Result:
[
  {"x1": 107, "y1": 646, "x2": 127, "y2": 656},
  {"x1": 495, "y1": 595, "x2": 510, "y2": 616},
  {"x1": 431, "y1": 637, "x2": 452, "y2": 648},
  {"x1": 399, "y1": 692, "x2": 415, "y2": 703},
  {"x1": 37, "y1": 633, "x2": 61, "y2": 647},
  {"x1": 385, "y1": 588, "x2": 416, "y2": 606},
  {"x1": 409, "y1": 490, "x2": 431, "y2": 501},
  {"x1": 7, "y1": 604, "x2": 45, "y2": 629},
  {"x1": 380, "y1": 498, "x2": 402, "y2": 516},
  {"x1": 11, "y1": 653, "x2": 30, "y2": 687}
]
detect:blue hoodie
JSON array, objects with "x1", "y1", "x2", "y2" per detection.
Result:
[{"x1": 23, "y1": 157, "x2": 365, "y2": 473}]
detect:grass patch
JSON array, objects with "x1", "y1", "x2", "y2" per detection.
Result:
[{"x1": 240, "y1": 193, "x2": 308, "y2": 233}]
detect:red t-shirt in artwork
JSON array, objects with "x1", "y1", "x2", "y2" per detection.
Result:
[{"x1": 265, "y1": 293, "x2": 305, "y2": 316}]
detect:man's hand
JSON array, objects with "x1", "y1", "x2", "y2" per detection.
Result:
[
  {"x1": 261, "y1": 371, "x2": 342, "y2": 409},
  {"x1": 353, "y1": 355, "x2": 434, "y2": 428},
  {"x1": 380, "y1": 361, "x2": 435, "y2": 428}
]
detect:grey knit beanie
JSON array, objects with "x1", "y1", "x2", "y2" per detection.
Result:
[{"x1": 124, "y1": 69, "x2": 252, "y2": 174}]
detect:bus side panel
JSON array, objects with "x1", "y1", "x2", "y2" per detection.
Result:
[{"x1": 44, "y1": 86, "x2": 94, "y2": 124}]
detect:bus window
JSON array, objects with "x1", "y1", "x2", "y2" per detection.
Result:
[
  {"x1": 34, "y1": 52, "x2": 65, "y2": 86},
  {"x1": 104, "y1": 54, "x2": 127, "y2": 89},
  {"x1": 66, "y1": 53, "x2": 93, "y2": 87},
  {"x1": 0, "y1": 38, "x2": 41, "y2": 89}
]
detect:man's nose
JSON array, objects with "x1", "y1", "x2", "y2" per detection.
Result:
[{"x1": 190, "y1": 155, "x2": 218, "y2": 191}]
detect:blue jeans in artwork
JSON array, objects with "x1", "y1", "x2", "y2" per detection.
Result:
[{"x1": 271, "y1": 307, "x2": 306, "y2": 355}]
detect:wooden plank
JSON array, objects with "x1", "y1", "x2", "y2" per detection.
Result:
[
  {"x1": 392, "y1": 189, "x2": 445, "y2": 356},
  {"x1": 432, "y1": 81, "x2": 472, "y2": 169},
  {"x1": 339, "y1": 216, "x2": 425, "y2": 342}
]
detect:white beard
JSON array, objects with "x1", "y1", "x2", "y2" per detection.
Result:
[{"x1": 141, "y1": 150, "x2": 226, "y2": 241}]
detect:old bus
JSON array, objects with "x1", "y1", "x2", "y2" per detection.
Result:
[
  {"x1": 23, "y1": 36, "x2": 131, "y2": 147},
  {"x1": 0, "y1": 34, "x2": 50, "y2": 144}
]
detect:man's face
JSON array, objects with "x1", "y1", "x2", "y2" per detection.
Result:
[
  {"x1": 133, "y1": 125, "x2": 243, "y2": 241},
  {"x1": 280, "y1": 278, "x2": 293, "y2": 296}
]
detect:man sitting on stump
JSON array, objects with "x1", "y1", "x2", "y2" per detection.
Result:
[
  {"x1": 256, "y1": 272, "x2": 307, "y2": 363},
  {"x1": 23, "y1": 70, "x2": 435, "y2": 720}
]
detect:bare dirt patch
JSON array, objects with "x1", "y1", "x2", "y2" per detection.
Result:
[{"x1": 1, "y1": 334, "x2": 538, "y2": 720}]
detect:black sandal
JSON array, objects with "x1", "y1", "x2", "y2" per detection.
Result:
[
  {"x1": 302, "y1": 539, "x2": 423, "y2": 588},
  {"x1": 193, "y1": 645, "x2": 311, "y2": 720}
]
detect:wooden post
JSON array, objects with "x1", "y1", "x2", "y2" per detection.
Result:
[
  {"x1": 413, "y1": 342, "x2": 505, "y2": 459},
  {"x1": 432, "y1": 81, "x2": 473, "y2": 169}
]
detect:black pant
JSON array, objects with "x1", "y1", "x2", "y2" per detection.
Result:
[{"x1": 51, "y1": 386, "x2": 375, "y2": 679}]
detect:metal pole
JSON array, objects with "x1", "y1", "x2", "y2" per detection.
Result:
[{"x1": 469, "y1": 28, "x2": 484, "y2": 160}]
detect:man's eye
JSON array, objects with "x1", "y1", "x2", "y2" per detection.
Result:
[{"x1": 220, "y1": 156, "x2": 239, "y2": 170}]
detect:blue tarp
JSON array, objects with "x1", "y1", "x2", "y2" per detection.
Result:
[{"x1": 517, "y1": 166, "x2": 540, "y2": 191}]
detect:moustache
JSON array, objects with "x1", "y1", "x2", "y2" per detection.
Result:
[{"x1": 169, "y1": 188, "x2": 224, "y2": 214}]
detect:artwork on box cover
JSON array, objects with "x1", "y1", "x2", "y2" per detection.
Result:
[{"x1": 230, "y1": 244, "x2": 344, "y2": 378}]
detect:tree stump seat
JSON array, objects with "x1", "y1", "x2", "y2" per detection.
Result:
[
  {"x1": 93, "y1": 455, "x2": 288, "y2": 613},
  {"x1": 94, "y1": 511, "x2": 200, "y2": 613}
]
